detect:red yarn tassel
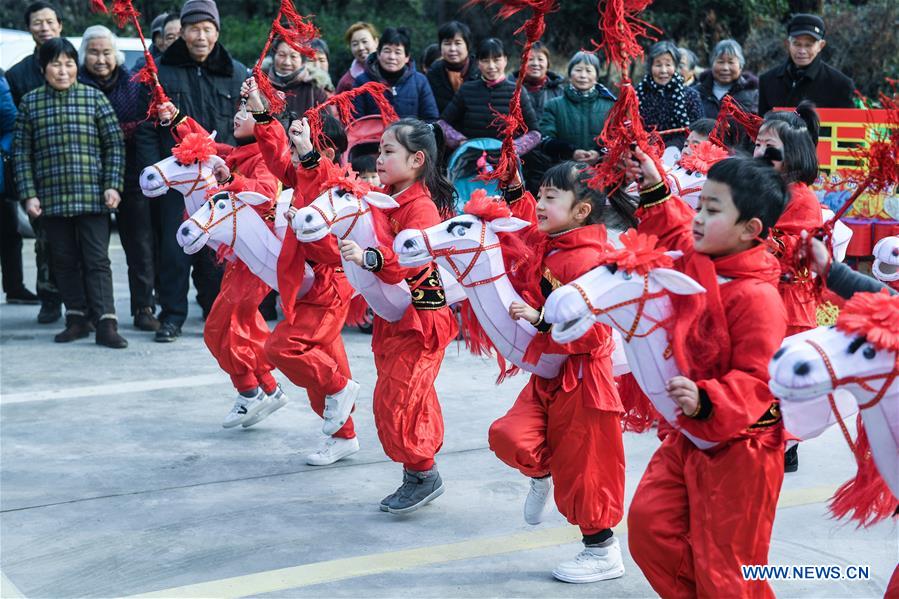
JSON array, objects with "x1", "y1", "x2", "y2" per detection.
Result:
[
  {"x1": 253, "y1": 0, "x2": 319, "y2": 115},
  {"x1": 467, "y1": 1, "x2": 559, "y2": 186},
  {"x1": 709, "y1": 95, "x2": 762, "y2": 149},
  {"x1": 344, "y1": 295, "x2": 369, "y2": 327},
  {"x1": 616, "y1": 373, "x2": 659, "y2": 433},
  {"x1": 304, "y1": 82, "x2": 398, "y2": 152},
  {"x1": 90, "y1": 0, "x2": 109, "y2": 14},
  {"x1": 110, "y1": 0, "x2": 141, "y2": 28},
  {"x1": 588, "y1": 80, "x2": 664, "y2": 192},
  {"x1": 828, "y1": 414, "x2": 897, "y2": 527},
  {"x1": 590, "y1": 0, "x2": 660, "y2": 71}
]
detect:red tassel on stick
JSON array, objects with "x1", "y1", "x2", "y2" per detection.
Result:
[
  {"x1": 466, "y1": 1, "x2": 559, "y2": 186},
  {"x1": 588, "y1": 81, "x2": 664, "y2": 191},
  {"x1": 709, "y1": 95, "x2": 763, "y2": 149},
  {"x1": 253, "y1": 0, "x2": 319, "y2": 115},
  {"x1": 303, "y1": 82, "x2": 399, "y2": 152},
  {"x1": 90, "y1": 0, "x2": 109, "y2": 14},
  {"x1": 590, "y1": 0, "x2": 660, "y2": 72}
]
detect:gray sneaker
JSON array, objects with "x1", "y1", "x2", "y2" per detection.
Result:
[{"x1": 386, "y1": 467, "x2": 445, "y2": 514}]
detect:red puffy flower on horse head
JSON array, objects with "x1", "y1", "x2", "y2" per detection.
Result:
[
  {"x1": 172, "y1": 132, "x2": 217, "y2": 164},
  {"x1": 837, "y1": 290, "x2": 899, "y2": 353},
  {"x1": 602, "y1": 229, "x2": 673, "y2": 275},
  {"x1": 680, "y1": 141, "x2": 730, "y2": 175},
  {"x1": 320, "y1": 160, "x2": 372, "y2": 198},
  {"x1": 463, "y1": 189, "x2": 512, "y2": 222}
]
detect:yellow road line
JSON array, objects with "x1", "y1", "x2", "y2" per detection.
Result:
[{"x1": 132, "y1": 484, "x2": 838, "y2": 598}]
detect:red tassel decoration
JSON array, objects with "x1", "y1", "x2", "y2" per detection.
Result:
[
  {"x1": 90, "y1": 0, "x2": 109, "y2": 14},
  {"x1": 466, "y1": 1, "x2": 559, "y2": 186},
  {"x1": 304, "y1": 82, "x2": 399, "y2": 152},
  {"x1": 345, "y1": 295, "x2": 369, "y2": 327},
  {"x1": 616, "y1": 372, "x2": 659, "y2": 433},
  {"x1": 253, "y1": 0, "x2": 319, "y2": 115},
  {"x1": 828, "y1": 414, "x2": 897, "y2": 527},
  {"x1": 709, "y1": 95, "x2": 763, "y2": 149},
  {"x1": 110, "y1": 0, "x2": 141, "y2": 28},
  {"x1": 590, "y1": 0, "x2": 660, "y2": 71},
  {"x1": 588, "y1": 81, "x2": 665, "y2": 192}
]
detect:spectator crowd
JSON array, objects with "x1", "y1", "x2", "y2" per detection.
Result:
[{"x1": 0, "y1": 1, "x2": 858, "y2": 348}]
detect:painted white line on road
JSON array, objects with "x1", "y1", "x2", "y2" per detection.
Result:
[
  {"x1": 132, "y1": 485, "x2": 840, "y2": 598},
  {"x1": 0, "y1": 373, "x2": 225, "y2": 405},
  {"x1": 1, "y1": 571, "x2": 26, "y2": 598}
]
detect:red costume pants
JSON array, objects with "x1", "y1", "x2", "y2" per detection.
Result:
[
  {"x1": 628, "y1": 431, "x2": 785, "y2": 599},
  {"x1": 372, "y1": 336, "x2": 445, "y2": 472},
  {"x1": 265, "y1": 273, "x2": 355, "y2": 439},
  {"x1": 204, "y1": 260, "x2": 276, "y2": 394},
  {"x1": 488, "y1": 375, "x2": 626, "y2": 534}
]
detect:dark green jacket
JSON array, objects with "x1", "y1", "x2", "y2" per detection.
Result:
[
  {"x1": 538, "y1": 84, "x2": 616, "y2": 159},
  {"x1": 14, "y1": 82, "x2": 124, "y2": 217}
]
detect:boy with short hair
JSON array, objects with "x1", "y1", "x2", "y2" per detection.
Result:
[{"x1": 626, "y1": 150, "x2": 789, "y2": 598}]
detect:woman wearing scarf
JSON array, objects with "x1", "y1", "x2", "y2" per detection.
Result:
[
  {"x1": 637, "y1": 41, "x2": 702, "y2": 149},
  {"x1": 265, "y1": 37, "x2": 328, "y2": 119}
]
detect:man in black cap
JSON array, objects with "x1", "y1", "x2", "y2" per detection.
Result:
[
  {"x1": 757, "y1": 13, "x2": 855, "y2": 116},
  {"x1": 134, "y1": 0, "x2": 247, "y2": 342}
]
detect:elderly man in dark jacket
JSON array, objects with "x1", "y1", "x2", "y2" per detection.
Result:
[
  {"x1": 758, "y1": 13, "x2": 854, "y2": 116},
  {"x1": 134, "y1": 0, "x2": 247, "y2": 342}
]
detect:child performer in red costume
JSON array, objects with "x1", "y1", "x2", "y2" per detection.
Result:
[
  {"x1": 488, "y1": 161, "x2": 629, "y2": 584},
  {"x1": 242, "y1": 78, "x2": 362, "y2": 467},
  {"x1": 754, "y1": 101, "x2": 823, "y2": 473},
  {"x1": 626, "y1": 151, "x2": 789, "y2": 598},
  {"x1": 156, "y1": 98, "x2": 288, "y2": 430},
  {"x1": 339, "y1": 118, "x2": 458, "y2": 515}
]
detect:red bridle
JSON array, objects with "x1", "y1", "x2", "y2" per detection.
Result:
[
  {"x1": 150, "y1": 161, "x2": 215, "y2": 198},
  {"x1": 805, "y1": 340, "x2": 899, "y2": 411},
  {"x1": 419, "y1": 221, "x2": 505, "y2": 288},
  {"x1": 308, "y1": 189, "x2": 372, "y2": 241},
  {"x1": 188, "y1": 192, "x2": 245, "y2": 249},
  {"x1": 569, "y1": 276, "x2": 669, "y2": 343}
]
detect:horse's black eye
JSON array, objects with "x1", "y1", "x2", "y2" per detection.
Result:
[
  {"x1": 848, "y1": 337, "x2": 865, "y2": 354},
  {"x1": 217, "y1": 201, "x2": 227, "y2": 210},
  {"x1": 863, "y1": 346, "x2": 876, "y2": 360},
  {"x1": 147, "y1": 172, "x2": 155, "y2": 180},
  {"x1": 604, "y1": 263, "x2": 618, "y2": 275}
]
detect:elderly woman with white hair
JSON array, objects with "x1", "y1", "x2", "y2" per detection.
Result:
[
  {"x1": 695, "y1": 39, "x2": 759, "y2": 118},
  {"x1": 77, "y1": 25, "x2": 159, "y2": 333},
  {"x1": 636, "y1": 41, "x2": 703, "y2": 148}
]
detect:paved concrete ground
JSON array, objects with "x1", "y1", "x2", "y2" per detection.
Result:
[{"x1": 1, "y1": 236, "x2": 896, "y2": 598}]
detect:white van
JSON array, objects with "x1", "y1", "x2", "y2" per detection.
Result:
[{"x1": 1, "y1": 29, "x2": 148, "y2": 72}]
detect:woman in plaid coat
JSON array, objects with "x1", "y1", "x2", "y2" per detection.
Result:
[{"x1": 14, "y1": 38, "x2": 127, "y2": 348}]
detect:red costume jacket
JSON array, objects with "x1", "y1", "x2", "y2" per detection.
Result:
[{"x1": 636, "y1": 192, "x2": 787, "y2": 444}]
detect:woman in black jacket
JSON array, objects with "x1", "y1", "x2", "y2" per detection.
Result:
[
  {"x1": 438, "y1": 38, "x2": 540, "y2": 155},
  {"x1": 695, "y1": 39, "x2": 759, "y2": 118}
]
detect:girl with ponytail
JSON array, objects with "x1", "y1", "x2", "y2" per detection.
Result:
[{"x1": 338, "y1": 117, "x2": 458, "y2": 514}]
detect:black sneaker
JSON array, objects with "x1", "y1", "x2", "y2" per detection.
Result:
[
  {"x1": 154, "y1": 322, "x2": 182, "y2": 342},
  {"x1": 133, "y1": 307, "x2": 161, "y2": 332},
  {"x1": 5, "y1": 288, "x2": 39, "y2": 305},
  {"x1": 784, "y1": 445, "x2": 799, "y2": 473},
  {"x1": 386, "y1": 467, "x2": 445, "y2": 514},
  {"x1": 37, "y1": 302, "x2": 62, "y2": 324}
]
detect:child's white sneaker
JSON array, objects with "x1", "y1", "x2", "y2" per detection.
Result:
[
  {"x1": 222, "y1": 389, "x2": 266, "y2": 428},
  {"x1": 552, "y1": 537, "x2": 625, "y2": 584},
  {"x1": 524, "y1": 475, "x2": 553, "y2": 525},
  {"x1": 305, "y1": 436, "x2": 360, "y2": 466},
  {"x1": 242, "y1": 385, "x2": 289, "y2": 428},
  {"x1": 322, "y1": 379, "x2": 359, "y2": 436}
]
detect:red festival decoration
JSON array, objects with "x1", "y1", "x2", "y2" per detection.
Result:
[
  {"x1": 466, "y1": 1, "x2": 559, "y2": 186},
  {"x1": 602, "y1": 229, "x2": 673, "y2": 276},
  {"x1": 679, "y1": 140, "x2": 730, "y2": 175},
  {"x1": 709, "y1": 95, "x2": 763, "y2": 150},
  {"x1": 90, "y1": 0, "x2": 171, "y2": 120},
  {"x1": 171, "y1": 132, "x2": 217, "y2": 164},
  {"x1": 252, "y1": 0, "x2": 320, "y2": 115},
  {"x1": 303, "y1": 82, "x2": 399, "y2": 153}
]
